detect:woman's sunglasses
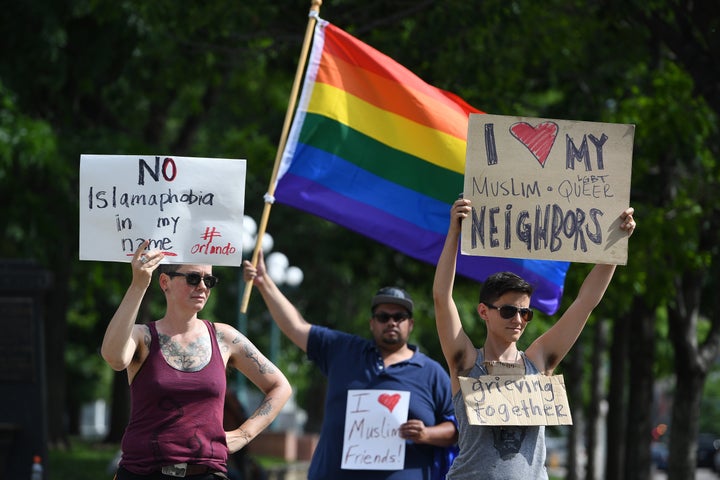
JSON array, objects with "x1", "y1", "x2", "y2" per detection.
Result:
[
  {"x1": 485, "y1": 303, "x2": 533, "y2": 321},
  {"x1": 166, "y1": 272, "x2": 219, "y2": 289}
]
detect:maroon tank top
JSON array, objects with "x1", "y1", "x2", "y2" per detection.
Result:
[{"x1": 120, "y1": 320, "x2": 228, "y2": 474}]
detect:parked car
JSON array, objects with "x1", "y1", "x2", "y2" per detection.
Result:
[
  {"x1": 697, "y1": 433, "x2": 718, "y2": 468},
  {"x1": 545, "y1": 432, "x2": 587, "y2": 471},
  {"x1": 546, "y1": 435, "x2": 568, "y2": 469},
  {"x1": 651, "y1": 441, "x2": 668, "y2": 470}
]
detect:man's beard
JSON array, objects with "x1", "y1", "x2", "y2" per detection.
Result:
[{"x1": 380, "y1": 334, "x2": 403, "y2": 345}]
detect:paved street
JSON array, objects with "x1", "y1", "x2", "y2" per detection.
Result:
[{"x1": 653, "y1": 467, "x2": 717, "y2": 479}]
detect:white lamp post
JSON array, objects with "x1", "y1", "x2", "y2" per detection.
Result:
[
  {"x1": 265, "y1": 252, "x2": 303, "y2": 364},
  {"x1": 238, "y1": 215, "x2": 303, "y2": 367}
]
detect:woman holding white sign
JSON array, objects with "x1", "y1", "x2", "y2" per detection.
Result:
[
  {"x1": 101, "y1": 241, "x2": 292, "y2": 480},
  {"x1": 433, "y1": 198, "x2": 635, "y2": 479}
]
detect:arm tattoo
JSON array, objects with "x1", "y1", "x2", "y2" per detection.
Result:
[
  {"x1": 215, "y1": 330, "x2": 230, "y2": 355},
  {"x1": 242, "y1": 343, "x2": 276, "y2": 375},
  {"x1": 236, "y1": 427, "x2": 252, "y2": 446},
  {"x1": 249, "y1": 397, "x2": 274, "y2": 420}
]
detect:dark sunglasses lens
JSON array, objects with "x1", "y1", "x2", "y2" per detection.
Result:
[
  {"x1": 181, "y1": 273, "x2": 218, "y2": 288},
  {"x1": 498, "y1": 306, "x2": 533, "y2": 321},
  {"x1": 374, "y1": 313, "x2": 407, "y2": 323}
]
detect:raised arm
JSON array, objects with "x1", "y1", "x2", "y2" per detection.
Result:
[
  {"x1": 101, "y1": 241, "x2": 162, "y2": 372},
  {"x1": 243, "y1": 250, "x2": 312, "y2": 352},
  {"x1": 526, "y1": 207, "x2": 636, "y2": 375},
  {"x1": 433, "y1": 198, "x2": 478, "y2": 394},
  {"x1": 218, "y1": 323, "x2": 292, "y2": 453}
]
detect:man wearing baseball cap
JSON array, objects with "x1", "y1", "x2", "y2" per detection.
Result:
[{"x1": 243, "y1": 253, "x2": 458, "y2": 480}]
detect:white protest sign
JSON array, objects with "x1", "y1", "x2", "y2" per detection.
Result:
[
  {"x1": 462, "y1": 114, "x2": 634, "y2": 264},
  {"x1": 79, "y1": 154, "x2": 246, "y2": 266},
  {"x1": 341, "y1": 390, "x2": 410, "y2": 470},
  {"x1": 459, "y1": 375, "x2": 572, "y2": 426}
]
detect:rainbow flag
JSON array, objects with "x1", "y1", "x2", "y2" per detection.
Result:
[{"x1": 275, "y1": 19, "x2": 569, "y2": 314}]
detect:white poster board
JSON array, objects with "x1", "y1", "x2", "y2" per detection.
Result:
[
  {"x1": 79, "y1": 154, "x2": 246, "y2": 266},
  {"x1": 459, "y1": 375, "x2": 572, "y2": 426},
  {"x1": 462, "y1": 114, "x2": 634, "y2": 264},
  {"x1": 341, "y1": 390, "x2": 410, "y2": 470}
]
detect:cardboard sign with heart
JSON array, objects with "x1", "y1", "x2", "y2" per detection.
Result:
[{"x1": 463, "y1": 113, "x2": 634, "y2": 266}]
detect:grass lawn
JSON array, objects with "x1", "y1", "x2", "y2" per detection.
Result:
[
  {"x1": 48, "y1": 438, "x2": 119, "y2": 480},
  {"x1": 48, "y1": 437, "x2": 289, "y2": 480}
]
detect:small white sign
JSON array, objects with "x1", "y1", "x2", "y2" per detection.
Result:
[
  {"x1": 79, "y1": 154, "x2": 246, "y2": 266},
  {"x1": 341, "y1": 390, "x2": 410, "y2": 470}
]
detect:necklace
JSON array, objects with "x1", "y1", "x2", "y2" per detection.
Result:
[{"x1": 481, "y1": 347, "x2": 522, "y2": 373}]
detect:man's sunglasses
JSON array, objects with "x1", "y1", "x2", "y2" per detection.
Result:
[
  {"x1": 485, "y1": 303, "x2": 534, "y2": 321},
  {"x1": 166, "y1": 272, "x2": 219, "y2": 289},
  {"x1": 372, "y1": 312, "x2": 410, "y2": 324}
]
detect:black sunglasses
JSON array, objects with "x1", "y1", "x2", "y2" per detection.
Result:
[
  {"x1": 373, "y1": 312, "x2": 410, "y2": 324},
  {"x1": 485, "y1": 303, "x2": 534, "y2": 321},
  {"x1": 166, "y1": 272, "x2": 219, "y2": 289}
]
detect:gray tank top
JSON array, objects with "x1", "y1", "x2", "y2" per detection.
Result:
[{"x1": 447, "y1": 349, "x2": 548, "y2": 480}]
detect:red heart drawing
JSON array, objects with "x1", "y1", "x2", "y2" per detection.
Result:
[
  {"x1": 509, "y1": 121, "x2": 559, "y2": 167},
  {"x1": 377, "y1": 393, "x2": 401, "y2": 413}
]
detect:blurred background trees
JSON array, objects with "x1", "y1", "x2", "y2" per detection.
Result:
[{"x1": 1, "y1": 1, "x2": 718, "y2": 479}]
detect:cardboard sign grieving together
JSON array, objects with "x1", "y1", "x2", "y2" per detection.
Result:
[
  {"x1": 341, "y1": 390, "x2": 410, "y2": 470},
  {"x1": 462, "y1": 114, "x2": 634, "y2": 264},
  {"x1": 459, "y1": 375, "x2": 572, "y2": 426},
  {"x1": 79, "y1": 154, "x2": 246, "y2": 266}
]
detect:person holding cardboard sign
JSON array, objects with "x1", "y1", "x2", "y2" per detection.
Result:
[
  {"x1": 102, "y1": 241, "x2": 292, "y2": 480},
  {"x1": 243, "y1": 251, "x2": 458, "y2": 480},
  {"x1": 433, "y1": 198, "x2": 635, "y2": 479}
]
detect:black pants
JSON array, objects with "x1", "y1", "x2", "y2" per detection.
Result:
[{"x1": 115, "y1": 466, "x2": 228, "y2": 480}]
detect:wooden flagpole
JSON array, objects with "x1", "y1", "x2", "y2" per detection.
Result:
[{"x1": 240, "y1": 0, "x2": 322, "y2": 313}]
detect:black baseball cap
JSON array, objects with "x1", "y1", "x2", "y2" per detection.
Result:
[{"x1": 371, "y1": 287, "x2": 413, "y2": 315}]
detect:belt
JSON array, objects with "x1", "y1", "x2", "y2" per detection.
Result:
[{"x1": 160, "y1": 463, "x2": 213, "y2": 477}]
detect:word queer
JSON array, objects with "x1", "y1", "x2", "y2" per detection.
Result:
[{"x1": 470, "y1": 204, "x2": 603, "y2": 253}]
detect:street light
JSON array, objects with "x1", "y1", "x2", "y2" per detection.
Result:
[
  {"x1": 265, "y1": 252, "x2": 304, "y2": 364},
  {"x1": 236, "y1": 215, "x2": 303, "y2": 398}
]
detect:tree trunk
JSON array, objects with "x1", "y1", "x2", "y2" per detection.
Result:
[
  {"x1": 105, "y1": 370, "x2": 130, "y2": 443},
  {"x1": 623, "y1": 297, "x2": 655, "y2": 480},
  {"x1": 666, "y1": 272, "x2": 707, "y2": 480},
  {"x1": 45, "y1": 253, "x2": 72, "y2": 448},
  {"x1": 586, "y1": 319, "x2": 608, "y2": 480},
  {"x1": 605, "y1": 313, "x2": 629, "y2": 479},
  {"x1": 565, "y1": 338, "x2": 585, "y2": 480},
  {"x1": 666, "y1": 369, "x2": 704, "y2": 480}
]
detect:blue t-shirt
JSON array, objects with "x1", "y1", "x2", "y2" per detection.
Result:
[{"x1": 306, "y1": 325, "x2": 455, "y2": 480}]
